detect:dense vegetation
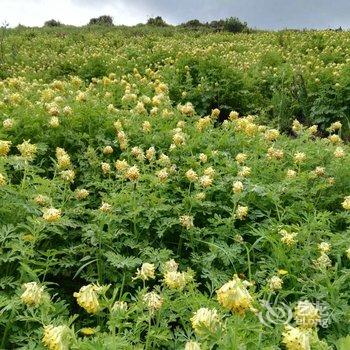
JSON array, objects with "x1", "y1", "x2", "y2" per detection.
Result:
[{"x1": 0, "y1": 26, "x2": 350, "y2": 349}]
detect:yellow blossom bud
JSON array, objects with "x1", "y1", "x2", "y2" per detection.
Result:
[
  {"x1": 190, "y1": 308, "x2": 221, "y2": 335},
  {"x1": 73, "y1": 284, "x2": 103, "y2": 314},
  {"x1": 21, "y1": 282, "x2": 45, "y2": 307},
  {"x1": 42, "y1": 208, "x2": 61, "y2": 222}
]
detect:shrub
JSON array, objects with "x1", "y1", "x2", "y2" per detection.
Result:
[
  {"x1": 44, "y1": 19, "x2": 62, "y2": 27},
  {"x1": 88, "y1": 15, "x2": 113, "y2": 26},
  {"x1": 224, "y1": 17, "x2": 249, "y2": 33},
  {"x1": 147, "y1": 16, "x2": 168, "y2": 27}
]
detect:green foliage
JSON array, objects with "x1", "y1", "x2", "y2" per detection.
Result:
[
  {"x1": 146, "y1": 16, "x2": 168, "y2": 27},
  {"x1": 44, "y1": 19, "x2": 62, "y2": 27},
  {"x1": 0, "y1": 26, "x2": 350, "y2": 349},
  {"x1": 88, "y1": 16, "x2": 114, "y2": 26},
  {"x1": 224, "y1": 17, "x2": 249, "y2": 33}
]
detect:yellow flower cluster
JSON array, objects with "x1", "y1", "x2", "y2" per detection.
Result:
[
  {"x1": 17, "y1": 140, "x2": 37, "y2": 160},
  {"x1": 216, "y1": 275, "x2": 253, "y2": 315},
  {"x1": 190, "y1": 307, "x2": 221, "y2": 335},
  {"x1": 134, "y1": 262, "x2": 156, "y2": 281},
  {"x1": 143, "y1": 291, "x2": 163, "y2": 312},
  {"x1": 294, "y1": 300, "x2": 321, "y2": 329},
  {"x1": 0, "y1": 140, "x2": 11, "y2": 156},
  {"x1": 282, "y1": 325, "x2": 310, "y2": 350},
  {"x1": 42, "y1": 325, "x2": 69, "y2": 350},
  {"x1": 163, "y1": 259, "x2": 193, "y2": 290},
  {"x1": 21, "y1": 282, "x2": 45, "y2": 307},
  {"x1": 42, "y1": 208, "x2": 61, "y2": 222},
  {"x1": 73, "y1": 284, "x2": 103, "y2": 314}
]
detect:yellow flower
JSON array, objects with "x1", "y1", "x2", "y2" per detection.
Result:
[
  {"x1": 286, "y1": 169, "x2": 297, "y2": 179},
  {"x1": 307, "y1": 125, "x2": 318, "y2": 135},
  {"x1": 73, "y1": 284, "x2": 103, "y2": 314},
  {"x1": 179, "y1": 215, "x2": 194, "y2": 229},
  {"x1": 143, "y1": 291, "x2": 163, "y2": 312},
  {"x1": 60, "y1": 169, "x2": 75, "y2": 182},
  {"x1": 282, "y1": 325, "x2": 310, "y2": 350},
  {"x1": 238, "y1": 166, "x2": 251, "y2": 177},
  {"x1": 199, "y1": 153, "x2": 207, "y2": 163},
  {"x1": 199, "y1": 175, "x2": 213, "y2": 188},
  {"x1": 156, "y1": 168, "x2": 169, "y2": 182},
  {"x1": 131, "y1": 147, "x2": 145, "y2": 161},
  {"x1": 186, "y1": 169, "x2": 198, "y2": 182},
  {"x1": 56, "y1": 148, "x2": 71, "y2": 169},
  {"x1": 0, "y1": 173, "x2": 7, "y2": 186},
  {"x1": 17, "y1": 140, "x2": 37, "y2": 160},
  {"x1": 229, "y1": 111, "x2": 239, "y2": 121},
  {"x1": 101, "y1": 162, "x2": 111, "y2": 175},
  {"x1": 49, "y1": 116, "x2": 60, "y2": 128},
  {"x1": 217, "y1": 275, "x2": 253, "y2": 315},
  {"x1": 292, "y1": 119, "x2": 304, "y2": 134},
  {"x1": 235, "y1": 153, "x2": 247, "y2": 164},
  {"x1": 268, "y1": 276, "x2": 283, "y2": 291},
  {"x1": 190, "y1": 308, "x2": 221, "y2": 336},
  {"x1": 103, "y1": 146, "x2": 113, "y2": 155},
  {"x1": 75, "y1": 91, "x2": 87, "y2": 102},
  {"x1": 35, "y1": 195, "x2": 50, "y2": 206},
  {"x1": 278, "y1": 269, "x2": 288, "y2": 276},
  {"x1": 63, "y1": 106, "x2": 72, "y2": 115},
  {"x1": 211, "y1": 108, "x2": 220, "y2": 119},
  {"x1": 42, "y1": 208, "x2": 61, "y2": 222},
  {"x1": 334, "y1": 147, "x2": 345, "y2": 158},
  {"x1": 164, "y1": 270, "x2": 188, "y2": 289},
  {"x1": 328, "y1": 134, "x2": 342, "y2": 144},
  {"x1": 80, "y1": 327, "x2": 96, "y2": 336},
  {"x1": 3, "y1": 118, "x2": 14, "y2": 130},
  {"x1": 313, "y1": 166, "x2": 325, "y2": 177},
  {"x1": 21, "y1": 282, "x2": 45, "y2": 307},
  {"x1": 328, "y1": 121, "x2": 342, "y2": 132},
  {"x1": 346, "y1": 247, "x2": 350, "y2": 260},
  {"x1": 236, "y1": 205, "x2": 248, "y2": 220},
  {"x1": 293, "y1": 152, "x2": 306, "y2": 164},
  {"x1": 280, "y1": 229, "x2": 298, "y2": 246},
  {"x1": 232, "y1": 181, "x2": 244, "y2": 194},
  {"x1": 294, "y1": 300, "x2": 321, "y2": 329},
  {"x1": 115, "y1": 159, "x2": 129, "y2": 172},
  {"x1": 342, "y1": 196, "x2": 350, "y2": 210},
  {"x1": 178, "y1": 102, "x2": 195, "y2": 116},
  {"x1": 264, "y1": 129, "x2": 280, "y2": 141},
  {"x1": 134, "y1": 263, "x2": 156, "y2": 281},
  {"x1": 99, "y1": 202, "x2": 112, "y2": 212},
  {"x1": 146, "y1": 147, "x2": 156, "y2": 161},
  {"x1": 112, "y1": 301, "x2": 128, "y2": 313},
  {"x1": 42, "y1": 325, "x2": 70, "y2": 350},
  {"x1": 75, "y1": 189, "x2": 89, "y2": 200},
  {"x1": 173, "y1": 132, "x2": 186, "y2": 146},
  {"x1": 267, "y1": 147, "x2": 284, "y2": 160},
  {"x1": 314, "y1": 253, "x2": 332, "y2": 269},
  {"x1": 318, "y1": 242, "x2": 331, "y2": 253},
  {"x1": 196, "y1": 116, "x2": 211, "y2": 131},
  {"x1": 185, "y1": 341, "x2": 201, "y2": 350},
  {"x1": 142, "y1": 121, "x2": 152, "y2": 133},
  {"x1": 203, "y1": 166, "x2": 215, "y2": 177},
  {"x1": 125, "y1": 165, "x2": 140, "y2": 181},
  {"x1": 164, "y1": 259, "x2": 179, "y2": 272},
  {"x1": 0, "y1": 140, "x2": 11, "y2": 156}
]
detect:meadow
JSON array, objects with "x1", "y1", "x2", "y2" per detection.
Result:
[{"x1": 0, "y1": 26, "x2": 350, "y2": 349}]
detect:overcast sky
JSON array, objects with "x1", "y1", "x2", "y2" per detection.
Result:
[{"x1": 1, "y1": 0, "x2": 349, "y2": 29}]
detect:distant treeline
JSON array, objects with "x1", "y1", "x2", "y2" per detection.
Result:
[{"x1": 42, "y1": 15, "x2": 250, "y2": 33}]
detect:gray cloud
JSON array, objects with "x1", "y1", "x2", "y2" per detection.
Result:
[
  {"x1": 71, "y1": 0, "x2": 350, "y2": 28},
  {"x1": 2, "y1": 0, "x2": 350, "y2": 29}
]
